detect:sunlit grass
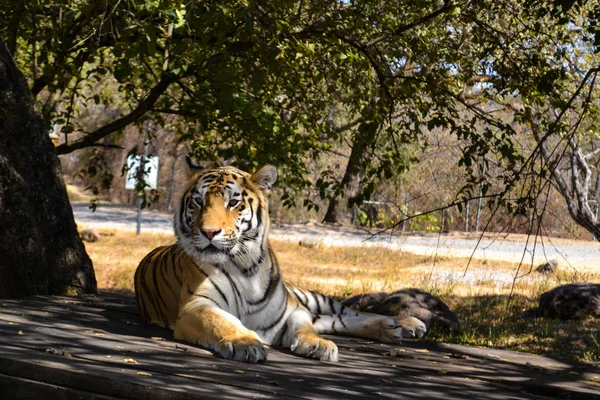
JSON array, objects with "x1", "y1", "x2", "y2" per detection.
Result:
[{"x1": 84, "y1": 228, "x2": 600, "y2": 363}]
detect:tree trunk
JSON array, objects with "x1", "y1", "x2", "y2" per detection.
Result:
[
  {"x1": 323, "y1": 122, "x2": 377, "y2": 224},
  {"x1": 0, "y1": 41, "x2": 97, "y2": 298}
]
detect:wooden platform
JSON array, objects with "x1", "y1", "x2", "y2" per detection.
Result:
[{"x1": 0, "y1": 294, "x2": 598, "y2": 399}]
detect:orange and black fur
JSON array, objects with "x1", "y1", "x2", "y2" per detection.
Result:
[{"x1": 135, "y1": 162, "x2": 426, "y2": 362}]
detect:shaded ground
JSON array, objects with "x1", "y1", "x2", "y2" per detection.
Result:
[
  {"x1": 73, "y1": 204, "x2": 600, "y2": 272},
  {"x1": 1, "y1": 294, "x2": 599, "y2": 399}
]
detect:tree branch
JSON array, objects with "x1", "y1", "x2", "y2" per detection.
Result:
[
  {"x1": 7, "y1": 0, "x2": 26, "y2": 56},
  {"x1": 366, "y1": 0, "x2": 456, "y2": 46},
  {"x1": 56, "y1": 73, "x2": 178, "y2": 154}
]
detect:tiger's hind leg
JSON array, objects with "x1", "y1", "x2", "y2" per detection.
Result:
[
  {"x1": 311, "y1": 313, "x2": 426, "y2": 344},
  {"x1": 285, "y1": 284, "x2": 426, "y2": 341}
]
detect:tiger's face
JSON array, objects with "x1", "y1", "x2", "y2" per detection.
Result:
[{"x1": 175, "y1": 164, "x2": 277, "y2": 267}]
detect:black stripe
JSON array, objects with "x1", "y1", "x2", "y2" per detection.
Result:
[
  {"x1": 179, "y1": 195, "x2": 191, "y2": 234},
  {"x1": 286, "y1": 286, "x2": 301, "y2": 302},
  {"x1": 194, "y1": 267, "x2": 230, "y2": 308},
  {"x1": 260, "y1": 294, "x2": 288, "y2": 331},
  {"x1": 296, "y1": 288, "x2": 309, "y2": 307},
  {"x1": 276, "y1": 320, "x2": 290, "y2": 346},
  {"x1": 134, "y1": 254, "x2": 151, "y2": 320},
  {"x1": 247, "y1": 261, "x2": 281, "y2": 306},
  {"x1": 160, "y1": 249, "x2": 179, "y2": 301},
  {"x1": 337, "y1": 314, "x2": 347, "y2": 329},
  {"x1": 312, "y1": 292, "x2": 322, "y2": 315},
  {"x1": 208, "y1": 278, "x2": 229, "y2": 308},
  {"x1": 138, "y1": 247, "x2": 167, "y2": 323},
  {"x1": 150, "y1": 250, "x2": 170, "y2": 326},
  {"x1": 220, "y1": 268, "x2": 241, "y2": 314},
  {"x1": 327, "y1": 297, "x2": 336, "y2": 314},
  {"x1": 246, "y1": 198, "x2": 255, "y2": 233},
  {"x1": 171, "y1": 247, "x2": 182, "y2": 286},
  {"x1": 340, "y1": 304, "x2": 358, "y2": 316},
  {"x1": 242, "y1": 252, "x2": 265, "y2": 277},
  {"x1": 255, "y1": 201, "x2": 263, "y2": 229}
]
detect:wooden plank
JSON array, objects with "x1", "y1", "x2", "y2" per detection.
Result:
[
  {"x1": 0, "y1": 344, "x2": 275, "y2": 400},
  {"x1": 0, "y1": 306, "x2": 381, "y2": 399},
  {"x1": 0, "y1": 372, "x2": 120, "y2": 400},
  {"x1": 2, "y1": 303, "x2": 592, "y2": 400},
  {"x1": 1, "y1": 295, "x2": 597, "y2": 400},
  {"x1": 330, "y1": 337, "x2": 600, "y2": 400},
  {"x1": 0, "y1": 304, "x2": 499, "y2": 400}
]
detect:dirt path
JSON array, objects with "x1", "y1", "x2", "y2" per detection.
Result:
[{"x1": 73, "y1": 204, "x2": 600, "y2": 272}]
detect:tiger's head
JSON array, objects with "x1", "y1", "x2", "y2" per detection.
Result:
[{"x1": 175, "y1": 160, "x2": 277, "y2": 269}]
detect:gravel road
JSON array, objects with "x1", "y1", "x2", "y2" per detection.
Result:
[{"x1": 73, "y1": 204, "x2": 600, "y2": 272}]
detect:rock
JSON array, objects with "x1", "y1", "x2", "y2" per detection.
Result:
[
  {"x1": 537, "y1": 283, "x2": 600, "y2": 320},
  {"x1": 343, "y1": 289, "x2": 460, "y2": 331},
  {"x1": 80, "y1": 228, "x2": 100, "y2": 243},
  {"x1": 298, "y1": 238, "x2": 321, "y2": 249},
  {"x1": 535, "y1": 259, "x2": 559, "y2": 274}
]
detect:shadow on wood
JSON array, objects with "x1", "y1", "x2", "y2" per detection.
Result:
[{"x1": 0, "y1": 294, "x2": 598, "y2": 399}]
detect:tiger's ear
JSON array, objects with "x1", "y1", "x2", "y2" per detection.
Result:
[
  {"x1": 252, "y1": 165, "x2": 277, "y2": 193},
  {"x1": 185, "y1": 155, "x2": 204, "y2": 177}
]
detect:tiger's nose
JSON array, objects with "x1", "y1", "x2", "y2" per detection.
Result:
[{"x1": 201, "y1": 228, "x2": 221, "y2": 240}]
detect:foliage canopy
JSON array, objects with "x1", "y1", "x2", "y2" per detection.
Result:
[{"x1": 2, "y1": 0, "x2": 599, "y2": 236}]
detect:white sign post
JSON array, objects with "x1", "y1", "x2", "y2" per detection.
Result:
[{"x1": 125, "y1": 155, "x2": 159, "y2": 235}]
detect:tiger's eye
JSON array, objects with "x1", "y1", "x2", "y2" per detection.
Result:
[{"x1": 228, "y1": 199, "x2": 240, "y2": 208}]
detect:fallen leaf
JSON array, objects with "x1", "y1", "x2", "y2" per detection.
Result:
[
  {"x1": 234, "y1": 370, "x2": 245, "y2": 374},
  {"x1": 438, "y1": 369, "x2": 448, "y2": 375},
  {"x1": 415, "y1": 349, "x2": 429, "y2": 353},
  {"x1": 568, "y1": 371, "x2": 580, "y2": 376},
  {"x1": 151, "y1": 337, "x2": 165, "y2": 341},
  {"x1": 123, "y1": 358, "x2": 138, "y2": 364},
  {"x1": 137, "y1": 371, "x2": 152, "y2": 376},
  {"x1": 17, "y1": 330, "x2": 24, "y2": 335},
  {"x1": 267, "y1": 380, "x2": 279, "y2": 386},
  {"x1": 389, "y1": 348, "x2": 406, "y2": 356}
]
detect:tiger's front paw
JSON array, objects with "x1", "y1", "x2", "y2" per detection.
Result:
[
  {"x1": 291, "y1": 333, "x2": 338, "y2": 361},
  {"x1": 219, "y1": 336, "x2": 268, "y2": 363}
]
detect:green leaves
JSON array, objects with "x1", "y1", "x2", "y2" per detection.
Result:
[{"x1": 3, "y1": 0, "x2": 599, "y2": 232}]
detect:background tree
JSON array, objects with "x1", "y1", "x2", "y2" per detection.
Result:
[
  {"x1": 1, "y1": 0, "x2": 599, "y2": 241},
  {"x1": 0, "y1": 41, "x2": 96, "y2": 297}
]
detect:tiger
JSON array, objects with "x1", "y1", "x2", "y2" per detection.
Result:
[{"x1": 134, "y1": 160, "x2": 426, "y2": 363}]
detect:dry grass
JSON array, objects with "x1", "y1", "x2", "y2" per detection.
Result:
[{"x1": 85, "y1": 228, "x2": 600, "y2": 363}]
